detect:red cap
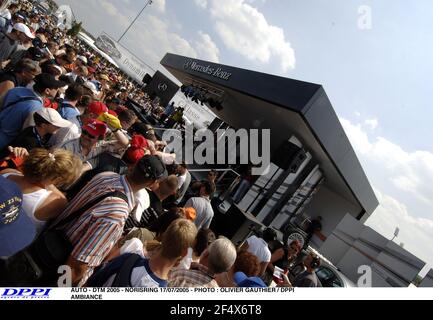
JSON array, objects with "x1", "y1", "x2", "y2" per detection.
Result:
[
  {"x1": 82, "y1": 120, "x2": 107, "y2": 138},
  {"x1": 130, "y1": 134, "x2": 149, "y2": 149},
  {"x1": 125, "y1": 148, "x2": 145, "y2": 165},
  {"x1": 88, "y1": 101, "x2": 108, "y2": 115}
]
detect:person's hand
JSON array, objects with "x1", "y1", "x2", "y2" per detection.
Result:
[
  {"x1": 8, "y1": 146, "x2": 29, "y2": 159},
  {"x1": 98, "y1": 113, "x2": 122, "y2": 131}
]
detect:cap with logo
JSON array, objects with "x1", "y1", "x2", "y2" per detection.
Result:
[
  {"x1": 136, "y1": 155, "x2": 167, "y2": 180},
  {"x1": 82, "y1": 120, "x2": 107, "y2": 138},
  {"x1": 0, "y1": 176, "x2": 36, "y2": 257}
]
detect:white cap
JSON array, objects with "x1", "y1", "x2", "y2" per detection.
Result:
[
  {"x1": 35, "y1": 108, "x2": 71, "y2": 128},
  {"x1": 77, "y1": 55, "x2": 88, "y2": 64},
  {"x1": 13, "y1": 23, "x2": 35, "y2": 39},
  {"x1": 83, "y1": 81, "x2": 98, "y2": 95}
]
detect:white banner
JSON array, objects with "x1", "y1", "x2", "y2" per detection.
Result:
[
  {"x1": 170, "y1": 92, "x2": 216, "y2": 129},
  {"x1": 94, "y1": 33, "x2": 154, "y2": 83},
  {"x1": 0, "y1": 287, "x2": 432, "y2": 301}
]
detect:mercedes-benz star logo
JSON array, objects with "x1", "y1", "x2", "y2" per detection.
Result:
[{"x1": 158, "y1": 83, "x2": 168, "y2": 91}]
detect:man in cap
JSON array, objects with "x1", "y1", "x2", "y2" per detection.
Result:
[
  {"x1": 0, "y1": 73, "x2": 66, "y2": 149},
  {"x1": 0, "y1": 22, "x2": 35, "y2": 67},
  {"x1": 59, "y1": 119, "x2": 107, "y2": 168},
  {"x1": 76, "y1": 55, "x2": 88, "y2": 67},
  {"x1": 51, "y1": 155, "x2": 167, "y2": 286},
  {"x1": 2, "y1": 107, "x2": 71, "y2": 156}
]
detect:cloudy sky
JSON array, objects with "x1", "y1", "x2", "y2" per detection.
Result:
[{"x1": 55, "y1": 0, "x2": 433, "y2": 276}]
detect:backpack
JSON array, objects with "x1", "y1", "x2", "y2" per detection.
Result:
[
  {"x1": 1, "y1": 191, "x2": 128, "y2": 287},
  {"x1": 86, "y1": 253, "x2": 144, "y2": 287}
]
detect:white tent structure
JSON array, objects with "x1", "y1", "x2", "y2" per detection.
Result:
[{"x1": 77, "y1": 32, "x2": 119, "y2": 68}]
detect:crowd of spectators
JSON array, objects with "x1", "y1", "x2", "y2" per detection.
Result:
[{"x1": 0, "y1": 0, "x2": 322, "y2": 288}]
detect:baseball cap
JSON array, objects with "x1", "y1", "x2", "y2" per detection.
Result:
[
  {"x1": 136, "y1": 155, "x2": 167, "y2": 180},
  {"x1": 83, "y1": 81, "x2": 98, "y2": 95},
  {"x1": 27, "y1": 46, "x2": 45, "y2": 61},
  {"x1": 99, "y1": 74, "x2": 110, "y2": 81},
  {"x1": 13, "y1": 23, "x2": 35, "y2": 39},
  {"x1": 130, "y1": 134, "x2": 149, "y2": 149},
  {"x1": 34, "y1": 73, "x2": 66, "y2": 90},
  {"x1": 88, "y1": 101, "x2": 108, "y2": 115},
  {"x1": 125, "y1": 148, "x2": 145, "y2": 166},
  {"x1": 183, "y1": 207, "x2": 197, "y2": 221},
  {"x1": 233, "y1": 272, "x2": 267, "y2": 288},
  {"x1": 36, "y1": 108, "x2": 72, "y2": 128},
  {"x1": 0, "y1": 176, "x2": 36, "y2": 257},
  {"x1": 77, "y1": 55, "x2": 88, "y2": 64},
  {"x1": 82, "y1": 120, "x2": 107, "y2": 138}
]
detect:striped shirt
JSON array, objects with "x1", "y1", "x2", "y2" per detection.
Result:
[
  {"x1": 168, "y1": 262, "x2": 219, "y2": 288},
  {"x1": 52, "y1": 172, "x2": 136, "y2": 283}
]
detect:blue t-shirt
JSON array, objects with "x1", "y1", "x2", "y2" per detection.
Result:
[
  {"x1": 58, "y1": 101, "x2": 80, "y2": 122},
  {"x1": 0, "y1": 87, "x2": 42, "y2": 150}
]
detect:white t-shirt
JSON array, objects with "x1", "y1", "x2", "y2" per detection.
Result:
[
  {"x1": 132, "y1": 188, "x2": 150, "y2": 222},
  {"x1": 177, "y1": 173, "x2": 187, "y2": 189},
  {"x1": 120, "y1": 238, "x2": 145, "y2": 256},
  {"x1": 175, "y1": 247, "x2": 193, "y2": 271},
  {"x1": 246, "y1": 235, "x2": 271, "y2": 263}
]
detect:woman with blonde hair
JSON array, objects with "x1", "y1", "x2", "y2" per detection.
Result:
[{"x1": 0, "y1": 148, "x2": 82, "y2": 233}]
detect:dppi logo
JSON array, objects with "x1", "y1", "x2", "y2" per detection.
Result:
[{"x1": 1, "y1": 288, "x2": 51, "y2": 299}]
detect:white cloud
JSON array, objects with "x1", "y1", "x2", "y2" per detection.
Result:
[
  {"x1": 366, "y1": 189, "x2": 433, "y2": 275},
  {"x1": 194, "y1": 31, "x2": 220, "y2": 62},
  {"x1": 152, "y1": 0, "x2": 166, "y2": 13},
  {"x1": 365, "y1": 118, "x2": 379, "y2": 130},
  {"x1": 97, "y1": 0, "x2": 131, "y2": 29},
  {"x1": 341, "y1": 117, "x2": 433, "y2": 275},
  {"x1": 123, "y1": 15, "x2": 198, "y2": 65},
  {"x1": 193, "y1": 0, "x2": 208, "y2": 9},
  {"x1": 85, "y1": 0, "x2": 219, "y2": 71},
  {"x1": 195, "y1": 0, "x2": 296, "y2": 72},
  {"x1": 341, "y1": 118, "x2": 433, "y2": 205}
]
